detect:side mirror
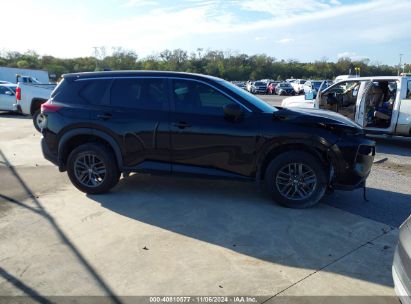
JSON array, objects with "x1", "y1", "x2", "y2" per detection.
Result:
[
  {"x1": 305, "y1": 92, "x2": 314, "y2": 100},
  {"x1": 223, "y1": 103, "x2": 243, "y2": 122}
]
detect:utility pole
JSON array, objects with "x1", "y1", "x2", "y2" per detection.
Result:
[{"x1": 398, "y1": 54, "x2": 403, "y2": 76}]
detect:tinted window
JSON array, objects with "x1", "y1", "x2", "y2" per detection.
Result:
[
  {"x1": 51, "y1": 79, "x2": 111, "y2": 105},
  {"x1": 407, "y1": 81, "x2": 411, "y2": 99},
  {"x1": 110, "y1": 78, "x2": 168, "y2": 110},
  {"x1": 79, "y1": 80, "x2": 111, "y2": 104},
  {"x1": 0, "y1": 87, "x2": 8, "y2": 95},
  {"x1": 173, "y1": 80, "x2": 234, "y2": 115}
]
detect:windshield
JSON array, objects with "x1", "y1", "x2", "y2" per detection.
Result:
[
  {"x1": 254, "y1": 82, "x2": 265, "y2": 86},
  {"x1": 218, "y1": 80, "x2": 277, "y2": 113},
  {"x1": 280, "y1": 83, "x2": 291, "y2": 87}
]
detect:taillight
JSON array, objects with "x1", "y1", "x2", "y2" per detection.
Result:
[
  {"x1": 16, "y1": 87, "x2": 21, "y2": 101},
  {"x1": 41, "y1": 101, "x2": 63, "y2": 113}
]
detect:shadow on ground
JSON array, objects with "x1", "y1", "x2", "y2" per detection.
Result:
[
  {"x1": 88, "y1": 173, "x2": 399, "y2": 289},
  {"x1": 0, "y1": 112, "x2": 29, "y2": 120}
]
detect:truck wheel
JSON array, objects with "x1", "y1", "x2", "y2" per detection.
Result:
[
  {"x1": 32, "y1": 109, "x2": 45, "y2": 132},
  {"x1": 265, "y1": 151, "x2": 327, "y2": 208},
  {"x1": 67, "y1": 143, "x2": 119, "y2": 194}
]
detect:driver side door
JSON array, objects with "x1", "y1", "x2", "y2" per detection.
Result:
[{"x1": 170, "y1": 78, "x2": 259, "y2": 178}]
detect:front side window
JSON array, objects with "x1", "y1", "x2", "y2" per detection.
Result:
[
  {"x1": 173, "y1": 80, "x2": 234, "y2": 115},
  {"x1": 110, "y1": 78, "x2": 168, "y2": 110}
]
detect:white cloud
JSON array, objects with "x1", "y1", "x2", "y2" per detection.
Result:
[
  {"x1": 276, "y1": 38, "x2": 294, "y2": 44},
  {"x1": 337, "y1": 52, "x2": 369, "y2": 61},
  {"x1": 0, "y1": 0, "x2": 410, "y2": 64},
  {"x1": 121, "y1": 0, "x2": 158, "y2": 7}
]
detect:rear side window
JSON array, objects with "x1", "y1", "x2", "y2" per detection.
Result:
[
  {"x1": 407, "y1": 81, "x2": 411, "y2": 99},
  {"x1": 51, "y1": 79, "x2": 111, "y2": 105},
  {"x1": 110, "y1": 78, "x2": 168, "y2": 110}
]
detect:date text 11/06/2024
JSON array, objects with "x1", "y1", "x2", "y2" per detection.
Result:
[{"x1": 149, "y1": 297, "x2": 258, "y2": 303}]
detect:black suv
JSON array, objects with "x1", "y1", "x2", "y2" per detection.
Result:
[{"x1": 40, "y1": 71, "x2": 375, "y2": 208}]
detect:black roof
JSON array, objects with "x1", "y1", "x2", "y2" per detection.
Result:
[{"x1": 63, "y1": 70, "x2": 222, "y2": 82}]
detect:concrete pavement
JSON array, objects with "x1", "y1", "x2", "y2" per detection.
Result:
[{"x1": 0, "y1": 109, "x2": 409, "y2": 301}]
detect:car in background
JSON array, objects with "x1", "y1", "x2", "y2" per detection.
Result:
[
  {"x1": 14, "y1": 81, "x2": 57, "y2": 131},
  {"x1": 233, "y1": 81, "x2": 246, "y2": 90},
  {"x1": 291, "y1": 79, "x2": 306, "y2": 94},
  {"x1": 0, "y1": 80, "x2": 12, "y2": 85},
  {"x1": 245, "y1": 81, "x2": 253, "y2": 92},
  {"x1": 0, "y1": 84, "x2": 17, "y2": 112},
  {"x1": 267, "y1": 81, "x2": 280, "y2": 94},
  {"x1": 303, "y1": 80, "x2": 323, "y2": 97},
  {"x1": 250, "y1": 81, "x2": 268, "y2": 94},
  {"x1": 393, "y1": 214, "x2": 411, "y2": 304},
  {"x1": 275, "y1": 82, "x2": 296, "y2": 95}
]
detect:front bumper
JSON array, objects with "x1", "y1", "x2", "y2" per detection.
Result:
[
  {"x1": 393, "y1": 247, "x2": 411, "y2": 304},
  {"x1": 328, "y1": 136, "x2": 375, "y2": 190}
]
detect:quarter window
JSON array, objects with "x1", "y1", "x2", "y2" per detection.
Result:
[
  {"x1": 173, "y1": 80, "x2": 235, "y2": 115},
  {"x1": 110, "y1": 78, "x2": 168, "y2": 110}
]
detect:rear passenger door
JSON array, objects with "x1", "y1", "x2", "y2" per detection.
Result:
[
  {"x1": 169, "y1": 78, "x2": 259, "y2": 178},
  {"x1": 89, "y1": 77, "x2": 171, "y2": 171}
]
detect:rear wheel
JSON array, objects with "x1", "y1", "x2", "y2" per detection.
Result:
[
  {"x1": 67, "y1": 143, "x2": 119, "y2": 194},
  {"x1": 32, "y1": 109, "x2": 45, "y2": 132},
  {"x1": 265, "y1": 151, "x2": 327, "y2": 208}
]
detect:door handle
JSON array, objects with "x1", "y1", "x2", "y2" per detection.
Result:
[
  {"x1": 173, "y1": 121, "x2": 191, "y2": 129},
  {"x1": 97, "y1": 113, "x2": 112, "y2": 120}
]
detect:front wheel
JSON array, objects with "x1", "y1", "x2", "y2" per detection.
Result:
[
  {"x1": 265, "y1": 151, "x2": 327, "y2": 208},
  {"x1": 67, "y1": 143, "x2": 120, "y2": 194}
]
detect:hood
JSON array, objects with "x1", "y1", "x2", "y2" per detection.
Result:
[{"x1": 273, "y1": 107, "x2": 363, "y2": 134}]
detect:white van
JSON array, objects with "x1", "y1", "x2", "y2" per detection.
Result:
[{"x1": 282, "y1": 74, "x2": 411, "y2": 136}]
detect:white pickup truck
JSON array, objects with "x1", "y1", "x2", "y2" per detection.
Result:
[
  {"x1": 281, "y1": 74, "x2": 411, "y2": 137},
  {"x1": 14, "y1": 81, "x2": 56, "y2": 131}
]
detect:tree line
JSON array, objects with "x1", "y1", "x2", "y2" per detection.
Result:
[{"x1": 0, "y1": 48, "x2": 400, "y2": 81}]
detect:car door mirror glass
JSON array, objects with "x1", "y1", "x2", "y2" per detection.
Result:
[{"x1": 223, "y1": 103, "x2": 243, "y2": 121}]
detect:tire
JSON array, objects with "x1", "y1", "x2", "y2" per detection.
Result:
[
  {"x1": 32, "y1": 109, "x2": 44, "y2": 132},
  {"x1": 264, "y1": 151, "x2": 327, "y2": 208},
  {"x1": 67, "y1": 143, "x2": 120, "y2": 194}
]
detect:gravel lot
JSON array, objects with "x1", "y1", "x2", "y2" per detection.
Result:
[{"x1": 0, "y1": 96, "x2": 410, "y2": 301}]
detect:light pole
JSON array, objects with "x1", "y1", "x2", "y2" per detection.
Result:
[{"x1": 398, "y1": 54, "x2": 404, "y2": 76}]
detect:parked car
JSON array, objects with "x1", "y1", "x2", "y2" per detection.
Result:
[
  {"x1": 393, "y1": 214, "x2": 411, "y2": 304},
  {"x1": 0, "y1": 80, "x2": 12, "y2": 84},
  {"x1": 275, "y1": 82, "x2": 296, "y2": 95},
  {"x1": 291, "y1": 79, "x2": 306, "y2": 94},
  {"x1": 40, "y1": 71, "x2": 375, "y2": 209},
  {"x1": 14, "y1": 81, "x2": 57, "y2": 131},
  {"x1": 282, "y1": 75, "x2": 411, "y2": 137},
  {"x1": 0, "y1": 84, "x2": 17, "y2": 112},
  {"x1": 250, "y1": 81, "x2": 268, "y2": 94},
  {"x1": 303, "y1": 80, "x2": 323, "y2": 97},
  {"x1": 233, "y1": 81, "x2": 246, "y2": 90},
  {"x1": 267, "y1": 81, "x2": 280, "y2": 95},
  {"x1": 245, "y1": 81, "x2": 253, "y2": 92}
]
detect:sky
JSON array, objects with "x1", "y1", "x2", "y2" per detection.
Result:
[{"x1": 1, "y1": 0, "x2": 410, "y2": 65}]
